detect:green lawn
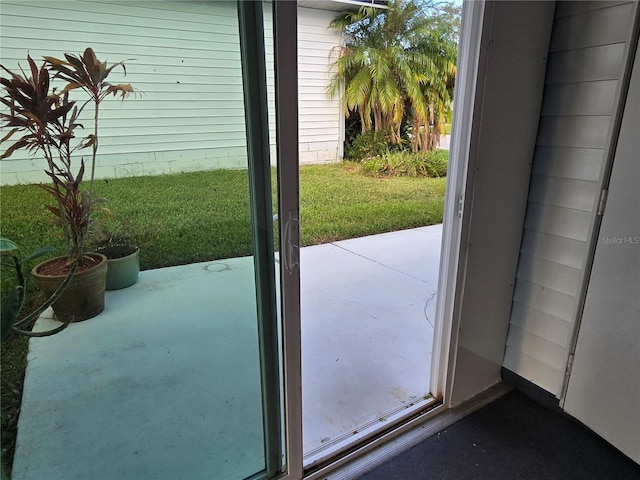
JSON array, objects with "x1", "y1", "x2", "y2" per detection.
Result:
[
  {"x1": 0, "y1": 163, "x2": 446, "y2": 478},
  {"x1": 1, "y1": 164, "x2": 446, "y2": 271},
  {"x1": 300, "y1": 163, "x2": 445, "y2": 244}
]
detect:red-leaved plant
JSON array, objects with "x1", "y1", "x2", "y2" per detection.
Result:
[
  {"x1": 0, "y1": 49, "x2": 133, "y2": 267},
  {"x1": 44, "y1": 48, "x2": 134, "y2": 202}
]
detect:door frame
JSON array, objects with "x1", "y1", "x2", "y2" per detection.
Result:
[
  {"x1": 272, "y1": 0, "x2": 304, "y2": 479},
  {"x1": 429, "y1": 0, "x2": 485, "y2": 404},
  {"x1": 238, "y1": 1, "x2": 287, "y2": 477}
]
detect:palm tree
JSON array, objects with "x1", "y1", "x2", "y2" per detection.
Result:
[{"x1": 328, "y1": 0, "x2": 458, "y2": 151}]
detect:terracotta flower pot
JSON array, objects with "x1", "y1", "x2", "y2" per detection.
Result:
[{"x1": 31, "y1": 253, "x2": 108, "y2": 322}]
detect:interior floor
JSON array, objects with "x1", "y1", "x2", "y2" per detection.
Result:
[{"x1": 357, "y1": 389, "x2": 640, "y2": 480}]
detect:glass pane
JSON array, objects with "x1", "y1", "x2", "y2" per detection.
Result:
[
  {"x1": 0, "y1": 1, "x2": 281, "y2": 479},
  {"x1": 295, "y1": 1, "x2": 447, "y2": 466}
]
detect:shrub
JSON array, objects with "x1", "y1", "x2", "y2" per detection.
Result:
[
  {"x1": 417, "y1": 149, "x2": 449, "y2": 177},
  {"x1": 358, "y1": 156, "x2": 388, "y2": 176},
  {"x1": 344, "y1": 131, "x2": 393, "y2": 161},
  {"x1": 360, "y1": 149, "x2": 449, "y2": 177}
]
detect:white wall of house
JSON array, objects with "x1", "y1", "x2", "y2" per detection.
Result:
[
  {"x1": 0, "y1": 0, "x2": 249, "y2": 184},
  {"x1": 0, "y1": 1, "x2": 343, "y2": 185},
  {"x1": 298, "y1": 7, "x2": 343, "y2": 164}
]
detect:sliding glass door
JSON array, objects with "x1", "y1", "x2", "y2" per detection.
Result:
[
  {"x1": 3, "y1": 1, "x2": 297, "y2": 479},
  {"x1": 238, "y1": 0, "x2": 287, "y2": 477}
]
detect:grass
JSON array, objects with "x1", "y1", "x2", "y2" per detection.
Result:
[
  {"x1": 0, "y1": 163, "x2": 446, "y2": 477},
  {"x1": 1, "y1": 165, "x2": 446, "y2": 269},
  {"x1": 1, "y1": 169, "x2": 257, "y2": 272},
  {"x1": 300, "y1": 164, "x2": 445, "y2": 243},
  {"x1": 0, "y1": 333, "x2": 29, "y2": 480}
]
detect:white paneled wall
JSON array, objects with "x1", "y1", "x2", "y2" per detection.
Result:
[
  {"x1": 0, "y1": 1, "x2": 343, "y2": 184},
  {"x1": 0, "y1": 0, "x2": 248, "y2": 183},
  {"x1": 298, "y1": 7, "x2": 343, "y2": 164},
  {"x1": 503, "y1": 1, "x2": 638, "y2": 397}
]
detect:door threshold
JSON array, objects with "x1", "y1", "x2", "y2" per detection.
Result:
[
  {"x1": 304, "y1": 382, "x2": 513, "y2": 480},
  {"x1": 304, "y1": 394, "x2": 439, "y2": 469}
]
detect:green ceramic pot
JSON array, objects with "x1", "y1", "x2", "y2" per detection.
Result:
[{"x1": 97, "y1": 245, "x2": 140, "y2": 291}]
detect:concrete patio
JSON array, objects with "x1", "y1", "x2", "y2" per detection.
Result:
[{"x1": 13, "y1": 224, "x2": 442, "y2": 480}]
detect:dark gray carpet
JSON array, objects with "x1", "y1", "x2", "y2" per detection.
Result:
[{"x1": 358, "y1": 390, "x2": 640, "y2": 480}]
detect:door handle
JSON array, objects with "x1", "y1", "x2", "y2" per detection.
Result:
[{"x1": 283, "y1": 212, "x2": 299, "y2": 274}]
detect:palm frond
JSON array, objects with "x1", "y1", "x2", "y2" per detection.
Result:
[{"x1": 329, "y1": 0, "x2": 459, "y2": 150}]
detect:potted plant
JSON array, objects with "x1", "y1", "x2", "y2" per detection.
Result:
[
  {"x1": 0, "y1": 49, "x2": 134, "y2": 321},
  {"x1": 1, "y1": 238, "x2": 76, "y2": 340},
  {"x1": 90, "y1": 218, "x2": 140, "y2": 290}
]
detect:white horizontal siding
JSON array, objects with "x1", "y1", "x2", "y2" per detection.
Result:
[
  {"x1": 549, "y1": 2, "x2": 635, "y2": 52},
  {"x1": 545, "y1": 43, "x2": 625, "y2": 84},
  {"x1": 503, "y1": 2, "x2": 635, "y2": 397},
  {"x1": 541, "y1": 81, "x2": 618, "y2": 116},
  {"x1": 299, "y1": 70, "x2": 333, "y2": 80},
  {"x1": 3, "y1": 1, "x2": 239, "y2": 28},
  {"x1": 509, "y1": 302, "x2": 572, "y2": 346},
  {"x1": 1, "y1": 2, "x2": 344, "y2": 184},
  {"x1": 298, "y1": 121, "x2": 337, "y2": 129},
  {"x1": 554, "y1": 1, "x2": 631, "y2": 19},
  {"x1": 531, "y1": 147, "x2": 604, "y2": 181},
  {"x1": 0, "y1": 0, "x2": 252, "y2": 184},
  {"x1": 299, "y1": 62, "x2": 338, "y2": 74},
  {"x1": 0, "y1": 24, "x2": 241, "y2": 48},
  {"x1": 506, "y1": 324, "x2": 568, "y2": 372},
  {"x1": 527, "y1": 176, "x2": 600, "y2": 212},
  {"x1": 299, "y1": 78, "x2": 335, "y2": 88},
  {"x1": 519, "y1": 230, "x2": 585, "y2": 270},
  {"x1": 536, "y1": 116, "x2": 611, "y2": 149},
  {"x1": 513, "y1": 279, "x2": 576, "y2": 323},
  {"x1": 299, "y1": 100, "x2": 339, "y2": 110},
  {"x1": 524, "y1": 203, "x2": 593, "y2": 241},
  {"x1": 297, "y1": 6, "x2": 343, "y2": 163},
  {"x1": 516, "y1": 253, "x2": 582, "y2": 297},
  {"x1": 503, "y1": 348, "x2": 564, "y2": 395}
]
